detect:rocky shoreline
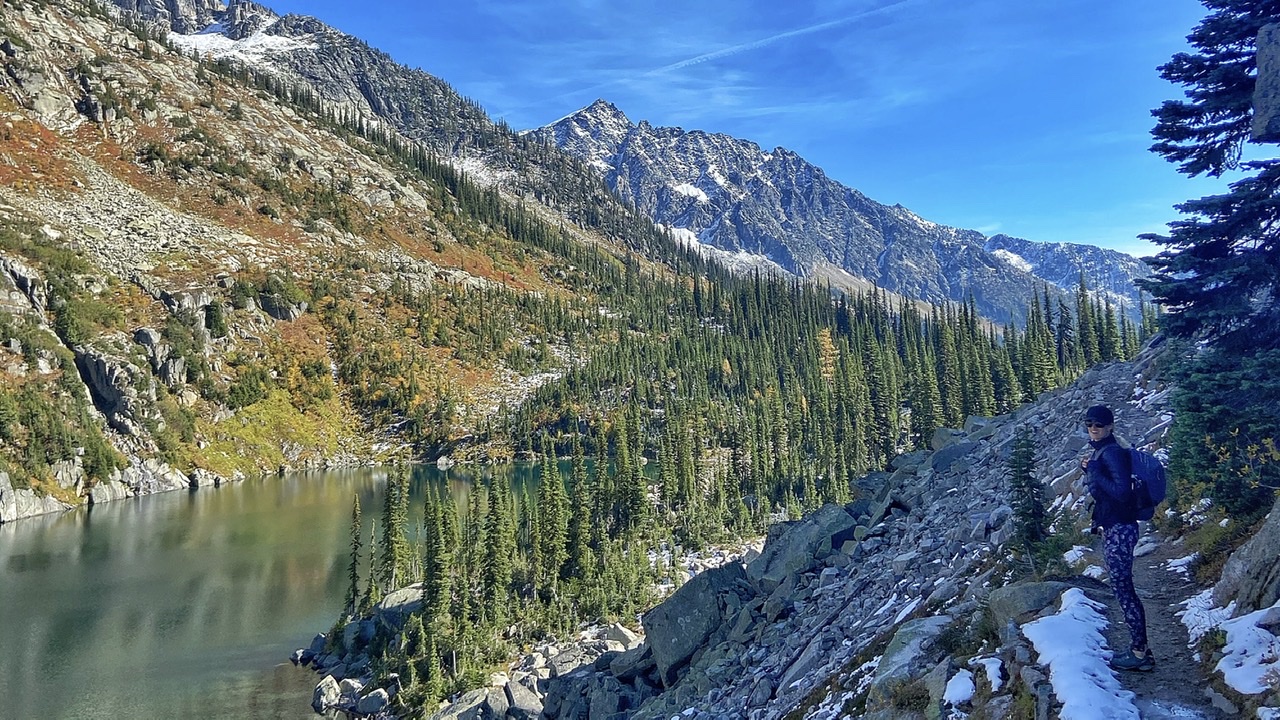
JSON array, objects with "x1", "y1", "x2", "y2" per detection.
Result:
[{"x1": 0, "y1": 452, "x2": 376, "y2": 525}]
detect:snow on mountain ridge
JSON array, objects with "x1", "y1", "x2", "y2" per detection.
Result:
[
  {"x1": 170, "y1": 17, "x2": 316, "y2": 61},
  {"x1": 533, "y1": 100, "x2": 1153, "y2": 324}
]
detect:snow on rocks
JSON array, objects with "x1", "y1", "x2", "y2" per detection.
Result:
[
  {"x1": 969, "y1": 656, "x2": 1004, "y2": 692},
  {"x1": 1180, "y1": 590, "x2": 1280, "y2": 697},
  {"x1": 1063, "y1": 544, "x2": 1093, "y2": 568},
  {"x1": 1166, "y1": 553, "x2": 1199, "y2": 577},
  {"x1": 1022, "y1": 588, "x2": 1140, "y2": 720},
  {"x1": 942, "y1": 668, "x2": 975, "y2": 706},
  {"x1": 1215, "y1": 600, "x2": 1280, "y2": 695}
]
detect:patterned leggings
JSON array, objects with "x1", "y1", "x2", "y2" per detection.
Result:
[{"x1": 1103, "y1": 522, "x2": 1148, "y2": 653}]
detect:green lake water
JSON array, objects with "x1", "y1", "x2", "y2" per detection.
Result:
[{"x1": 0, "y1": 464, "x2": 532, "y2": 720}]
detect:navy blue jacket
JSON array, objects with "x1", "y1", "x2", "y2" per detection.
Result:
[{"x1": 1086, "y1": 435, "x2": 1136, "y2": 529}]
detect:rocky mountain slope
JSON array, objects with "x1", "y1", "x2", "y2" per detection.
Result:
[
  {"x1": 113, "y1": 0, "x2": 671, "y2": 263},
  {"x1": 530, "y1": 100, "x2": 1152, "y2": 323},
  {"x1": 0, "y1": 0, "x2": 668, "y2": 521}
]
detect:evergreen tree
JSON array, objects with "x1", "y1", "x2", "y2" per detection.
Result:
[
  {"x1": 344, "y1": 494, "x2": 362, "y2": 618},
  {"x1": 421, "y1": 485, "x2": 451, "y2": 622},
  {"x1": 566, "y1": 433, "x2": 594, "y2": 578},
  {"x1": 422, "y1": 630, "x2": 445, "y2": 704},
  {"x1": 1139, "y1": 0, "x2": 1280, "y2": 515},
  {"x1": 1142, "y1": 0, "x2": 1280, "y2": 350},
  {"x1": 1076, "y1": 273, "x2": 1100, "y2": 367},
  {"x1": 378, "y1": 467, "x2": 412, "y2": 593},
  {"x1": 536, "y1": 442, "x2": 569, "y2": 593},
  {"x1": 1101, "y1": 299, "x2": 1121, "y2": 361},
  {"x1": 935, "y1": 312, "x2": 963, "y2": 427},
  {"x1": 1007, "y1": 426, "x2": 1048, "y2": 557},
  {"x1": 360, "y1": 519, "x2": 380, "y2": 611},
  {"x1": 481, "y1": 479, "x2": 514, "y2": 623}
]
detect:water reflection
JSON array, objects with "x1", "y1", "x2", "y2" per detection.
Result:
[{"x1": 0, "y1": 464, "x2": 541, "y2": 720}]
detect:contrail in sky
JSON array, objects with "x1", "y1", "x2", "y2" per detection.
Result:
[
  {"x1": 534, "y1": 0, "x2": 919, "y2": 110},
  {"x1": 643, "y1": 0, "x2": 919, "y2": 77}
]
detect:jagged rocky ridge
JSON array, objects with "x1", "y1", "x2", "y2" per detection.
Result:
[{"x1": 531, "y1": 100, "x2": 1152, "y2": 323}]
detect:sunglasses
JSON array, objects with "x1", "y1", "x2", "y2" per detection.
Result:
[{"x1": 1083, "y1": 422, "x2": 1109, "y2": 429}]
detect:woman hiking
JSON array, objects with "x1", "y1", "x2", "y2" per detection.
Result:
[{"x1": 1080, "y1": 404, "x2": 1154, "y2": 672}]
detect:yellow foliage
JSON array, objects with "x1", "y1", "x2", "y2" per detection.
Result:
[
  {"x1": 192, "y1": 389, "x2": 357, "y2": 477},
  {"x1": 816, "y1": 328, "x2": 837, "y2": 382}
]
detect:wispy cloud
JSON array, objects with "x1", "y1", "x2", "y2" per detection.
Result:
[
  {"x1": 510, "y1": 0, "x2": 921, "y2": 119},
  {"x1": 640, "y1": 0, "x2": 918, "y2": 77}
]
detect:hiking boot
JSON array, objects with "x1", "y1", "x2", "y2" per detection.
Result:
[{"x1": 1110, "y1": 649, "x2": 1155, "y2": 672}]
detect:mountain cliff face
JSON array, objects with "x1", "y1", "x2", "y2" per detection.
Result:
[
  {"x1": 115, "y1": 1, "x2": 1148, "y2": 325},
  {"x1": 114, "y1": 0, "x2": 224, "y2": 34},
  {"x1": 531, "y1": 100, "x2": 1152, "y2": 322}
]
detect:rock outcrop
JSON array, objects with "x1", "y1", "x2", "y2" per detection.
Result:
[
  {"x1": 74, "y1": 343, "x2": 156, "y2": 437},
  {"x1": 1214, "y1": 495, "x2": 1280, "y2": 614},
  {"x1": 115, "y1": 0, "x2": 225, "y2": 34},
  {"x1": 0, "y1": 471, "x2": 72, "y2": 523}
]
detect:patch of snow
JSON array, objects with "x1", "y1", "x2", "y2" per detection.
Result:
[
  {"x1": 1064, "y1": 545, "x2": 1090, "y2": 566},
  {"x1": 1022, "y1": 588, "x2": 1139, "y2": 720},
  {"x1": 1177, "y1": 589, "x2": 1235, "y2": 646},
  {"x1": 449, "y1": 154, "x2": 515, "y2": 188},
  {"x1": 1083, "y1": 565, "x2": 1105, "y2": 580},
  {"x1": 943, "y1": 669, "x2": 975, "y2": 705},
  {"x1": 672, "y1": 183, "x2": 709, "y2": 203},
  {"x1": 1215, "y1": 599, "x2": 1280, "y2": 695},
  {"x1": 991, "y1": 248, "x2": 1034, "y2": 273},
  {"x1": 1258, "y1": 708, "x2": 1280, "y2": 720},
  {"x1": 663, "y1": 226, "x2": 789, "y2": 276},
  {"x1": 893, "y1": 597, "x2": 921, "y2": 625},
  {"x1": 871, "y1": 594, "x2": 899, "y2": 617},
  {"x1": 969, "y1": 656, "x2": 1004, "y2": 692},
  {"x1": 1166, "y1": 553, "x2": 1199, "y2": 576},
  {"x1": 853, "y1": 656, "x2": 882, "y2": 695},
  {"x1": 170, "y1": 21, "x2": 317, "y2": 63}
]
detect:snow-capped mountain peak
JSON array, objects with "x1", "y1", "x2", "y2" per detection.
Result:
[{"x1": 530, "y1": 100, "x2": 1151, "y2": 323}]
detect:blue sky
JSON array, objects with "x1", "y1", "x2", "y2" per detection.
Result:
[{"x1": 267, "y1": 0, "x2": 1231, "y2": 258}]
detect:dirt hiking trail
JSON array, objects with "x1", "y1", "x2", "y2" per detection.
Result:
[{"x1": 1088, "y1": 529, "x2": 1234, "y2": 719}]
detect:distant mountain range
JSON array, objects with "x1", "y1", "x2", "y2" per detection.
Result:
[
  {"x1": 117, "y1": 0, "x2": 1149, "y2": 323},
  {"x1": 529, "y1": 100, "x2": 1151, "y2": 322}
]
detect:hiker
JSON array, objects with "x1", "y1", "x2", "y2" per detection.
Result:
[{"x1": 1079, "y1": 404, "x2": 1154, "y2": 672}]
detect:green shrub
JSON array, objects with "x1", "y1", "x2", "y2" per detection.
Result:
[
  {"x1": 888, "y1": 678, "x2": 930, "y2": 711},
  {"x1": 205, "y1": 303, "x2": 227, "y2": 338},
  {"x1": 227, "y1": 364, "x2": 272, "y2": 409}
]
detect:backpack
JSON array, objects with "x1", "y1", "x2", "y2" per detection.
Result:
[{"x1": 1128, "y1": 447, "x2": 1168, "y2": 521}]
